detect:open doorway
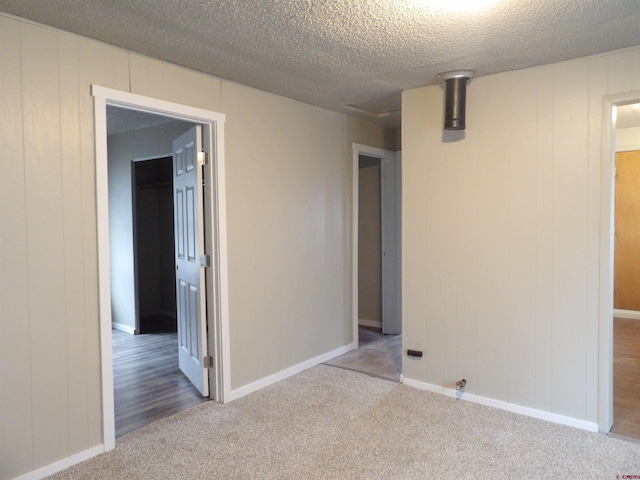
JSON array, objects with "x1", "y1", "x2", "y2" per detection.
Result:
[
  {"x1": 93, "y1": 85, "x2": 229, "y2": 451},
  {"x1": 107, "y1": 108, "x2": 208, "y2": 437},
  {"x1": 610, "y1": 102, "x2": 640, "y2": 440},
  {"x1": 325, "y1": 144, "x2": 402, "y2": 382}
]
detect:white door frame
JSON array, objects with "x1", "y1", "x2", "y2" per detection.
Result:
[
  {"x1": 351, "y1": 144, "x2": 400, "y2": 344},
  {"x1": 598, "y1": 90, "x2": 640, "y2": 432},
  {"x1": 92, "y1": 85, "x2": 231, "y2": 451}
]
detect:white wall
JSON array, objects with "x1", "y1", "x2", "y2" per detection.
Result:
[
  {"x1": 617, "y1": 126, "x2": 640, "y2": 151},
  {"x1": 107, "y1": 121, "x2": 191, "y2": 331},
  {"x1": 402, "y1": 45, "x2": 640, "y2": 426},
  {"x1": 0, "y1": 14, "x2": 394, "y2": 479}
]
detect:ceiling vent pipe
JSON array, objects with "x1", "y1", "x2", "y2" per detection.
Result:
[{"x1": 439, "y1": 70, "x2": 475, "y2": 130}]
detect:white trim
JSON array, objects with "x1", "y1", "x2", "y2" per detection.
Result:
[
  {"x1": 351, "y1": 144, "x2": 399, "y2": 347},
  {"x1": 93, "y1": 93, "x2": 116, "y2": 451},
  {"x1": 92, "y1": 85, "x2": 230, "y2": 454},
  {"x1": 613, "y1": 309, "x2": 640, "y2": 320},
  {"x1": 598, "y1": 95, "x2": 615, "y2": 435},
  {"x1": 91, "y1": 86, "x2": 225, "y2": 124},
  {"x1": 402, "y1": 378, "x2": 598, "y2": 433},
  {"x1": 599, "y1": 90, "x2": 640, "y2": 433},
  {"x1": 225, "y1": 343, "x2": 357, "y2": 402},
  {"x1": 111, "y1": 322, "x2": 135, "y2": 335},
  {"x1": 358, "y1": 318, "x2": 382, "y2": 329},
  {"x1": 132, "y1": 153, "x2": 173, "y2": 163},
  {"x1": 207, "y1": 120, "x2": 232, "y2": 403},
  {"x1": 12, "y1": 445, "x2": 104, "y2": 480},
  {"x1": 394, "y1": 151, "x2": 402, "y2": 334}
]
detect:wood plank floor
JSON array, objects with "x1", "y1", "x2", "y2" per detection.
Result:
[
  {"x1": 324, "y1": 327, "x2": 402, "y2": 382},
  {"x1": 611, "y1": 317, "x2": 640, "y2": 440},
  {"x1": 113, "y1": 329, "x2": 209, "y2": 438}
]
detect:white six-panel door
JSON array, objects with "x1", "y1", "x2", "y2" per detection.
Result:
[{"x1": 173, "y1": 125, "x2": 208, "y2": 396}]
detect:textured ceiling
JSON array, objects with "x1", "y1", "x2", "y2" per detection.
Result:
[
  {"x1": 106, "y1": 106, "x2": 191, "y2": 136},
  {"x1": 3, "y1": 0, "x2": 640, "y2": 129}
]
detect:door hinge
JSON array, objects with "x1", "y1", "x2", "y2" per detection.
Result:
[
  {"x1": 203, "y1": 355, "x2": 214, "y2": 368},
  {"x1": 197, "y1": 151, "x2": 208, "y2": 166},
  {"x1": 199, "y1": 254, "x2": 210, "y2": 268}
]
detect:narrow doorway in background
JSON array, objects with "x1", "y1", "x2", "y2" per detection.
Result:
[
  {"x1": 325, "y1": 153, "x2": 402, "y2": 382},
  {"x1": 611, "y1": 146, "x2": 640, "y2": 441},
  {"x1": 358, "y1": 155, "x2": 383, "y2": 332},
  {"x1": 611, "y1": 103, "x2": 640, "y2": 441},
  {"x1": 107, "y1": 108, "x2": 209, "y2": 438}
]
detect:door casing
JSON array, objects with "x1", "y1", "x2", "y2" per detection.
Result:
[
  {"x1": 351, "y1": 144, "x2": 401, "y2": 343},
  {"x1": 92, "y1": 85, "x2": 230, "y2": 452},
  {"x1": 599, "y1": 91, "x2": 640, "y2": 432}
]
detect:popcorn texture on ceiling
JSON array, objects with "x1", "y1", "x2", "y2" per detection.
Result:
[{"x1": 2, "y1": 0, "x2": 640, "y2": 129}]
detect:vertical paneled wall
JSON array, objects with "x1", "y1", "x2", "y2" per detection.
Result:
[
  {"x1": 221, "y1": 81, "x2": 348, "y2": 389},
  {"x1": 0, "y1": 16, "x2": 32, "y2": 478},
  {"x1": 0, "y1": 17, "x2": 129, "y2": 479},
  {"x1": 22, "y1": 20, "x2": 69, "y2": 471},
  {"x1": 402, "y1": 46, "x2": 640, "y2": 423},
  {"x1": 0, "y1": 13, "x2": 394, "y2": 479}
]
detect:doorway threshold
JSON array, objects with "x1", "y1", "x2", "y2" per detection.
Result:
[{"x1": 323, "y1": 327, "x2": 402, "y2": 383}]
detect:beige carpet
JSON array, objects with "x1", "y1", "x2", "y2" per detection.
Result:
[{"x1": 49, "y1": 365, "x2": 640, "y2": 479}]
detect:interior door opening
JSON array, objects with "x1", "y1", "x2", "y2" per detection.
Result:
[
  {"x1": 325, "y1": 145, "x2": 402, "y2": 382},
  {"x1": 610, "y1": 102, "x2": 640, "y2": 441},
  {"x1": 93, "y1": 85, "x2": 228, "y2": 451},
  {"x1": 107, "y1": 108, "x2": 209, "y2": 438}
]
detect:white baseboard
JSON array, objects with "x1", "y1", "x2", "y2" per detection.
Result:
[
  {"x1": 225, "y1": 342, "x2": 357, "y2": 402},
  {"x1": 111, "y1": 322, "x2": 135, "y2": 335},
  {"x1": 12, "y1": 444, "x2": 104, "y2": 480},
  {"x1": 358, "y1": 318, "x2": 382, "y2": 329},
  {"x1": 402, "y1": 378, "x2": 598, "y2": 433},
  {"x1": 614, "y1": 309, "x2": 640, "y2": 320}
]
